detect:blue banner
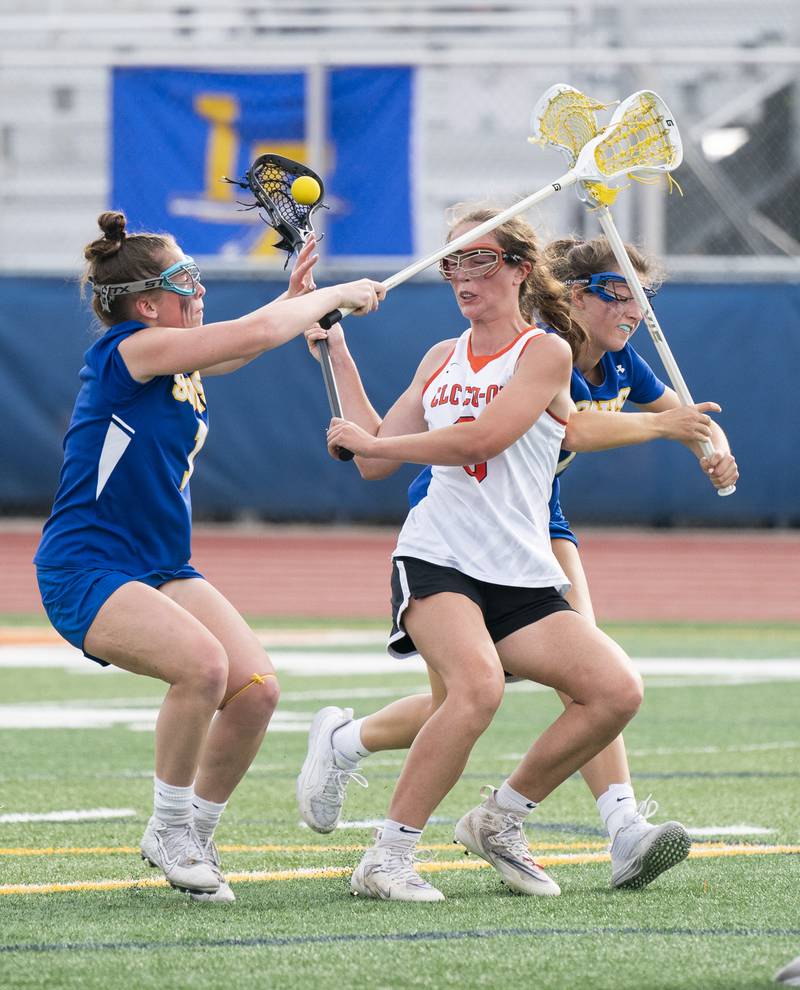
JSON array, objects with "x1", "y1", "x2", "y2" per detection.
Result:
[{"x1": 111, "y1": 67, "x2": 413, "y2": 258}]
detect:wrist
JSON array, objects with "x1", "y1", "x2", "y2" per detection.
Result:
[
  {"x1": 649, "y1": 412, "x2": 666, "y2": 439},
  {"x1": 328, "y1": 337, "x2": 352, "y2": 366}
]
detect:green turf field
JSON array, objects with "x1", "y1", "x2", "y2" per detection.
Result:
[{"x1": 1, "y1": 621, "x2": 798, "y2": 989}]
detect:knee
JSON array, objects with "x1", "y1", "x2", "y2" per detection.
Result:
[
  {"x1": 249, "y1": 672, "x2": 280, "y2": 722},
  {"x1": 606, "y1": 668, "x2": 644, "y2": 725},
  {"x1": 223, "y1": 670, "x2": 280, "y2": 726},
  {"x1": 451, "y1": 666, "x2": 504, "y2": 729},
  {"x1": 190, "y1": 639, "x2": 230, "y2": 707}
]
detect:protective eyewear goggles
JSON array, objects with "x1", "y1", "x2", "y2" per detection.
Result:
[
  {"x1": 438, "y1": 244, "x2": 524, "y2": 281},
  {"x1": 91, "y1": 257, "x2": 202, "y2": 313},
  {"x1": 568, "y1": 271, "x2": 657, "y2": 304}
]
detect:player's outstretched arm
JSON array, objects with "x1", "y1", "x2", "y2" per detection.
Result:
[
  {"x1": 564, "y1": 401, "x2": 720, "y2": 452},
  {"x1": 201, "y1": 237, "x2": 321, "y2": 376},
  {"x1": 120, "y1": 278, "x2": 384, "y2": 382}
]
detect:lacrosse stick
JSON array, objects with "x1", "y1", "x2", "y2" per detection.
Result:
[
  {"x1": 317, "y1": 92, "x2": 682, "y2": 332},
  {"x1": 224, "y1": 153, "x2": 354, "y2": 460},
  {"x1": 530, "y1": 84, "x2": 734, "y2": 496}
]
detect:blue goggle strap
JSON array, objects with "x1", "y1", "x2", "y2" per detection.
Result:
[
  {"x1": 567, "y1": 271, "x2": 656, "y2": 303},
  {"x1": 91, "y1": 257, "x2": 200, "y2": 312}
]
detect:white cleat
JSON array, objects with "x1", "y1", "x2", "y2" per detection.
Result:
[
  {"x1": 296, "y1": 706, "x2": 367, "y2": 833},
  {"x1": 776, "y1": 956, "x2": 800, "y2": 986},
  {"x1": 140, "y1": 817, "x2": 220, "y2": 894},
  {"x1": 610, "y1": 797, "x2": 691, "y2": 890},
  {"x1": 189, "y1": 839, "x2": 235, "y2": 903},
  {"x1": 350, "y1": 842, "x2": 444, "y2": 902},
  {"x1": 454, "y1": 788, "x2": 560, "y2": 897}
]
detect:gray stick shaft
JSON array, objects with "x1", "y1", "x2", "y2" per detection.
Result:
[{"x1": 317, "y1": 337, "x2": 342, "y2": 418}]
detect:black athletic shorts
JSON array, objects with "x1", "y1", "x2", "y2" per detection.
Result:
[{"x1": 388, "y1": 555, "x2": 573, "y2": 660}]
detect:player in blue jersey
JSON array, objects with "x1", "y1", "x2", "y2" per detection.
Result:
[
  {"x1": 297, "y1": 219, "x2": 737, "y2": 893},
  {"x1": 34, "y1": 210, "x2": 383, "y2": 901}
]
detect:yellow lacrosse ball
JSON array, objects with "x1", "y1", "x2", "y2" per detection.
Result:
[{"x1": 291, "y1": 175, "x2": 321, "y2": 205}]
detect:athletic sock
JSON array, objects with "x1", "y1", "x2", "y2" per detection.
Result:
[
  {"x1": 597, "y1": 783, "x2": 637, "y2": 841},
  {"x1": 494, "y1": 780, "x2": 538, "y2": 817},
  {"x1": 192, "y1": 794, "x2": 228, "y2": 844},
  {"x1": 378, "y1": 819, "x2": 422, "y2": 849},
  {"x1": 153, "y1": 777, "x2": 194, "y2": 827},
  {"x1": 332, "y1": 717, "x2": 372, "y2": 768}
]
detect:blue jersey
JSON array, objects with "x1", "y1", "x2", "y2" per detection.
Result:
[
  {"x1": 35, "y1": 320, "x2": 209, "y2": 573},
  {"x1": 408, "y1": 339, "x2": 665, "y2": 516},
  {"x1": 556, "y1": 340, "x2": 665, "y2": 476}
]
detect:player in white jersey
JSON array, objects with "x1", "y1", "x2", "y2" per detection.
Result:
[
  {"x1": 299, "y1": 224, "x2": 736, "y2": 894},
  {"x1": 315, "y1": 210, "x2": 646, "y2": 902},
  {"x1": 390, "y1": 324, "x2": 568, "y2": 600}
]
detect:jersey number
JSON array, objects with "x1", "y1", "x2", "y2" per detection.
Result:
[
  {"x1": 456, "y1": 416, "x2": 487, "y2": 483},
  {"x1": 180, "y1": 420, "x2": 208, "y2": 491}
]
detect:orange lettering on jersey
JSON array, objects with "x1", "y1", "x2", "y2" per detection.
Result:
[
  {"x1": 485, "y1": 384, "x2": 499, "y2": 403},
  {"x1": 448, "y1": 384, "x2": 462, "y2": 405}
]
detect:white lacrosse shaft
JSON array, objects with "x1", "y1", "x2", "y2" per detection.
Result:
[
  {"x1": 317, "y1": 168, "x2": 586, "y2": 331},
  {"x1": 320, "y1": 96, "x2": 679, "y2": 331},
  {"x1": 594, "y1": 206, "x2": 735, "y2": 496}
]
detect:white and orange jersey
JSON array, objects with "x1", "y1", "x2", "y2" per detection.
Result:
[{"x1": 393, "y1": 326, "x2": 570, "y2": 592}]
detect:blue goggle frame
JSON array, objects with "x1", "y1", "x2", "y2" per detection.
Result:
[
  {"x1": 568, "y1": 271, "x2": 657, "y2": 304},
  {"x1": 91, "y1": 256, "x2": 202, "y2": 312}
]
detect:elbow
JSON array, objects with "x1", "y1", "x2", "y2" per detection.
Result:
[
  {"x1": 356, "y1": 459, "x2": 395, "y2": 481},
  {"x1": 462, "y1": 434, "x2": 501, "y2": 465},
  {"x1": 563, "y1": 424, "x2": 587, "y2": 452}
]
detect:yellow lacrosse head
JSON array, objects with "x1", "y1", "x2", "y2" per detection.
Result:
[
  {"x1": 591, "y1": 90, "x2": 683, "y2": 180},
  {"x1": 529, "y1": 83, "x2": 608, "y2": 159},
  {"x1": 529, "y1": 83, "x2": 618, "y2": 207}
]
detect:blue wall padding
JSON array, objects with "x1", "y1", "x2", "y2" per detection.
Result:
[{"x1": 1, "y1": 277, "x2": 795, "y2": 525}]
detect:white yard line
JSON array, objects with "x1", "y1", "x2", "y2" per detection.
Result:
[
  {"x1": 0, "y1": 706, "x2": 314, "y2": 731},
  {"x1": 2, "y1": 644, "x2": 800, "y2": 677},
  {"x1": 0, "y1": 808, "x2": 136, "y2": 824},
  {"x1": 1, "y1": 646, "x2": 799, "y2": 732}
]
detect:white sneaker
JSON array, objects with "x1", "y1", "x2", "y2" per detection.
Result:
[
  {"x1": 454, "y1": 787, "x2": 561, "y2": 897},
  {"x1": 189, "y1": 839, "x2": 235, "y2": 903},
  {"x1": 296, "y1": 706, "x2": 367, "y2": 833},
  {"x1": 610, "y1": 796, "x2": 691, "y2": 889},
  {"x1": 350, "y1": 841, "x2": 444, "y2": 902},
  {"x1": 140, "y1": 817, "x2": 220, "y2": 894},
  {"x1": 776, "y1": 955, "x2": 800, "y2": 986}
]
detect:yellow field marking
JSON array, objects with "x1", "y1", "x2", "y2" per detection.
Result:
[{"x1": 1, "y1": 844, "x2": 797, "y2": 897}]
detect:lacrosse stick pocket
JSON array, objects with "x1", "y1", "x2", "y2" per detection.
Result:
[{"x1": 222, "y1": 153, "x2": 327, "y2": 263}]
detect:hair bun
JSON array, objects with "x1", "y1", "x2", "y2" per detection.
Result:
[{"x1": 98, "y1": 211, "x2": 127, "y2": 243}]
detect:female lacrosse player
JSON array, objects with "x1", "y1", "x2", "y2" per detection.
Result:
[
  {"x1": 33, "y1": 211, "x2": 383, "y2": 902},
  {"x1": 303, "y1": 211, "x2": 652, "y2": 902},
  {"x1": 299, "y1": 221, "x2": 737, "y2": 900}
]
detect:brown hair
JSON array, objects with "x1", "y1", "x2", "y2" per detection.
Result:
[
  {"x1": 446, "y1": 205, "x2": 587, "y2": 360},
  {"x1": 81, "y1": 211, "x2": 177, "y2": 326},
  {"x1": 544, "y1": 235, "x2": 664, "y2": 289}
]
